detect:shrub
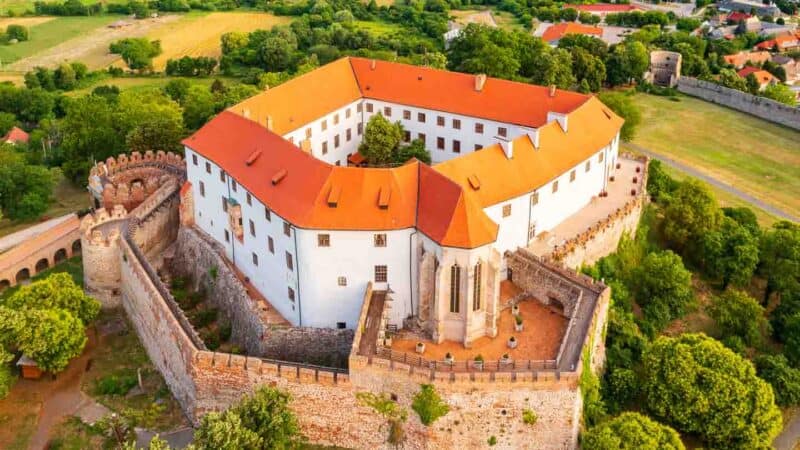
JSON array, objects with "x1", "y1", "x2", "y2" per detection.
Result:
[
  {"x1": 522, "y1": 408, "x2": 537, "y2": 426},
  {"x1": 193, "y1": 308, "x2": 218, "y2": 328},
  {"x1": 5, "y1": 24, "x2": 29, "y2": 42},
  {"x1": 411, "y1": 384, "x2": 449, "y2": 426},
  {"x1": 0, "y1": 351, "x2": 16, "y2": 400},
  {"x1": 202, "y1": 329, "x2": 220, "y2": 350},
  {"x1": 95, "y1": 373, "x2": 138, "y2": 396},
  {"x1": 218, "y1": 321, "x2": 232, "y2": 342},
  {"x1": 487, "y1": 436, "x2": 497, "y2": 446}
]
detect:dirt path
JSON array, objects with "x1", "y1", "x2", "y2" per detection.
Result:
[
  {"x1": 775, "y1": 411, "x2": 800, "y2": 450},
  {"x1": 624, "y1": 143, "x2": 799, "y2": 223},
  {"x1": 8, "y1": 15, "x2": 181, "y2": 71}
]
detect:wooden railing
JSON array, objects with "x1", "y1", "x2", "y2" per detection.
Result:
[{"x1": 375, "y1": 347, "x2": 557, "y2": 373}]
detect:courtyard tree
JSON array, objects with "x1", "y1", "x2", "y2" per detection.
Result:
[
  {"x1": 642, "y1": 333, "x2": 782, "y2": 449},
  {"x1": 597, "y1": 92, "x2": 640, "y2": 142},
  {"x1": 581, "y1": 412, "x2": 684, "y2": 450},
  {"x1": 631, "y1": 250, "x2": 694, "y2": 331},
  {"x1": 708, "y1": 289, "x2": 769, "y2": 346},
  {"x1": 359, "y1": 113, "x2": 402, "y2": 166},
  {"x1": 0, "y1": 306, "x2": 88, "y2": 373},
  {"x1": 755, "y1": 354, "x2": 800, "y2": 406},
  {"x1": 5, "y1": 273, "x2": 100, "y2": 324}
]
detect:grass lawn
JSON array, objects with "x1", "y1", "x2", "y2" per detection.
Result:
[
  {"x1": 630, "y1": 92, "x2": 800, "y2": 220},
  {"x1": 353, "y1": 19, "x2": 404, "y2": 35},
  {"x1": 0, "y1": 16, "x2": 116, "y2": 65},
  {"x1": 0, "y1": 171, "x2": 90, "y2": 239},
  {"x1": 68, "y1": 75, "x2": 230, "y2": 96}
]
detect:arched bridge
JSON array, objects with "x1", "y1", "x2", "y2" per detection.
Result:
[{"x1": 0, "y1": 214, "x2": 82, "y2": 291}]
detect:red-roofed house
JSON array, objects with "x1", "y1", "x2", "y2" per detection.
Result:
[
  {"x1": 723, "y1": 51, "x2": 771, "y2": 68},
  {"x1": 727, "y1": 11, "x2": 751, "y2": 23},
  {"x1": 540, "y1": 22, "x2": 603, "y2": 45},
  {"x1": 563, "y1": 3, "x2": 643, "y2": 17},
  {"x1": 737, "y1": 66, "x2": 779, "y2": 90},
  {"x1": 755, "y1": 32, "x2": 800, "y2": 51},
  {"x1": 2, "y1": 126, "x2": 29, "y2": 145}
]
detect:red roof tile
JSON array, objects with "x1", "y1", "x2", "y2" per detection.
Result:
[
  {"x1": 541, "y1": 23, "x2": 602, "y2": 43},
  {"x1": 563, "y1": 3, "x2": 642, "y2": 13},
  {"x1": 2, "y1": 126, "x2": 29, "y2": 144}
]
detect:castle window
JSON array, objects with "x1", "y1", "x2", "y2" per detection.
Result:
[
  {"x1": 357, "y1": 103, "x2": 363, "y2": 113},
  {"x1": 265, "y1": 207, "x2": 271, "y2": 221},
  {"x1": 249, "y1": 219, "x2": 255, "y2": 236},
  {"x1": 418, "y1": 112, "x2": 426, "y2": 123},
  {"x1": 437, "y1": 137, "x2": 445, "y2": 150},
  {"x1": 450, "y1": 264, "x2": 461, "y2": 313},
  {"x1": 337, "y1": 322, "x2": 346, "y2": 329},
  {"x1": 528, "y1": 224, "x2": 536, "y2": 240},
  {"x1": 552, "y1": 180, "x2": 559, "y2": 193},
  {"x1": 357, "y1": 123, "x2": 363, "y2": 135},
  {"x1": 268, "y1": 236, "x2": 274, "y2": 253},
  {"x1": 384, "y1": 106, "x2": 392, "y2": 117},
  {"x1": 346, "y1": 108, "x2": 351, "y2": 119},
  {"x1": 452, "y1": 140, "x2": 461, "y2": 153},
  {"x1": 231, "y1": 180, "x2": 237, "y2": 192},
  {"x1": 338, "y1": 276, "x2": 347, "y2": 286},
  {"x1": 474, "y1": 144, "x2": 482, "y2": 151},
  {"x1": 322, "y1": 142, "x2": 328, "y2": 155},
  {"x1": 452, "y1": 118, "x2": 461, "y2": 130},
  {"x1": 437, "y1": 116, "x2": 445, "y2": 127},
  {"x1": 333, "y1": 113, "x2": 339, "y2": 125},
  {"x1": 334, "y1": 134, "x2": 340, "y2": 148},
  {"x1": 305, "y1": 127, "x2": 312, "y2": 139},
  {"x1": 585, "y1": 161, "x2": 591, "y2": 172},
  {"x1": 403, "y1": 110, "x2": 411, "y2": 120},
  {"x1": 374, "y1": 233, "x2": 387, "y2": 247},
  {"x1": 205, "y1": 162, "x2": 211, "y2": 173},
  {"x1": 366, "y1": 103, "x2": 373, "y2": 113},
  {"x1": 199, "y1": 181, "x2": 205, "y2": 197},
  {"x1": 219, "y1": 170, "x2": 226, "y2": 183},
  {"x1": 598, "y1": 152, "x2": 604, "y2": 163},
  {"x1": 283, "y1": 221, "x2": 291, "y2": 237},
  {"x1": 418, "y1": 133, "x2": 426, "y2": 145},
  {"x1": 346, "y1": 128, "x2": 352, "y2": 141},
  {"x1": 321, "y1": 119, "x2": 327, "y2": 131},
  {"x1": 252, "y1": 252, "x2": 258, "y2": 266},
  {"x1": 192, "y1": 154, "x2": 198, "y2": 165},
  {"x1": 475, "y1": 123, "x2": 484, "y2": 134},
  {"x1": 318, "y1": 234, "x2": 330, "y2": 247},
  {"x1": 502, "y1": 204, "x2": 511, "y2": 217},
  {"x1": 531, "y1": 191, "x2": 539, "y2": 206},
  {"x1": 473, "y1": 261, "x2": 482, "y2": 311},
  {"x1": 403, "y1": 131, "x2": 410, "y2": 142},
  {"x1": 225, "y1": 230, "x2": 230, "y2": 242},
  {"x1": 374, "y1": 265, "x2": 388, "y2": 282},
  {"x1": 570, "y1": 170, "x2": 576, "y2": 182},
  {"x1": 246, "y1": 193, "x2": 252, "y2": 206},
  {"x1": 498, "y1": 127, "x2": 507, "y2": 138},
  {"x1": 288, "y1": 287, "x2": 295, "y2": 302},
  {"x1": 221, "y1": 196, "x2": 228, "y2": 212},
  {"x1": 286, "y1": 252, "x2": 293, "y2": 271}
]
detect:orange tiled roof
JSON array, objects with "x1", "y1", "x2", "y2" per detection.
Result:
[
  {"x1": 563, "y1": 3, "x2": 642, "y2": 13},
  {"x1": 190, "y1": 58, "x2": 623, "y2": 248},
  {"x1": 434, "y1": 96, "x2": 623, "y2": 208},
  {"x1": 755, "y1": 32, "x2": 800, "y2": 50},
  {"x1": 723, "y1": 51, "x2": 771, "y2": 68},
  {"x1": 737, "y1": 67, "x2": 777, "y2": 85},
  {"x1": 2, "y1": 126, "x2": 29, "y2": 144},
  {"x1": 541, "y1": 23, "x2": 602, "y2": 43}
]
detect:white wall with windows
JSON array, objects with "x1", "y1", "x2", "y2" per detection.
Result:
[{"x1": 281, "y1": 100, "x2": 364, "y2": 167}]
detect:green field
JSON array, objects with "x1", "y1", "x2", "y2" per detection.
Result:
[
  {"x1": 0, "y1": 16, "x2": 116, "y2": 65},
  {"x1": 630, "y1": 93, "x2": 800, "y2": 220},
  {"x1": 68, "y1": 75, "x2": 229, "y2": 96},
  {"x1": 353, "y1": 20, "x2": 404, "y2": 35},
  {"x1": 0, "y1": 0, "x2": 126, "y2": 14}
]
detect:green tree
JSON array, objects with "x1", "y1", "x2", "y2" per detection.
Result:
[
  {"x1": 745, "y1": 73, "x2": 760, "y2": 95},
  {"x1": 597, "y1": 92, "x2": 640, "y2": 142},
  {"x1": 755, "y1": 354, "x2": 800, "y2": 407},
  {"x1": 0, "y1": 112, "x2": 17, "y2": 137},
  {"x1": 359, "y1": 114, "x2": 401, "y2": 166},
  {"x1": 0, "y1": 306, "x2": 87, "y2": 373},
  {"x1": 109, "y1": 38, "x2": 163, "y2": 71},
  {"x1": 5, "y1": 24, "x2": 29, "y2": 42},
  {"x1": 231, "y1": 386, "x2": 300, "y2": 449},
  {"x1": 646, "y1": 159, "x2": 679, "y2": 203},
  {"x1": 642, "y1": 333, "x2": 782, "y2": 449},
  {"x1": 528, "y1": 47, "x2": 575, "y2": 90},
  {"x1": 395, "y1": 138, "x2": 431, "y2": 164},
  {"x1": 411, "y1": 384, "x2": 449, "y2": 426},
  {"x1": 0, "y1": 348, "x2": 15, "y2": 399},
  {"x1": 700, "y1": 216, "x2": 759, "y2": 288},
  {"x1": 759, "y1": 221, "x2": 800, "y2": 301},
  {"x1": 116, "y1": 90, "x2": 185, "y2": 154},
  {"x1": 581, "y1": 412, "x2": 684, "y2": 450},
  {"x1": 632, "y1": 250, "x2": 694, "y2": 331},
  {"x1": 5, "y1": 273, "x2": 100, "y2": 324},
  {"x1": 722, "y1": 206, "x2": 760, "y2": 237},
  {"x1": 605, "y1": 40, "x2": 649, "y2": 86},
  {"x1": 192, "y1": 411, "x2": 261, "y2": 450},
  {"x1": 181, "y1": 85, "x2": 216, "y2": 130},
  {"x1": 0, "y1": 146, "x2": 54, "y2": 220},
  {"x1": 761, "y1": 83, "x2": 797, "y2": 106},
  {"x1": 708, "y1": 289, "x2": 769, "y2": 346},
  {"x1": 661, "y1": 179, "x2": 721, "y2": 253},
  {"x1": 54, "y1": 63, "x2": 77, "y2": 91},
  {"x1": 570, "y1": 47, "x2": 606, "y2": 92}
]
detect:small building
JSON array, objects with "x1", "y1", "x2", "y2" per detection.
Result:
[
  {"x1": 772, "y1": 54, "x2": 798, "y2": 82},
  {"x1": 737, "y1": 66, "x2": 779, "y2": 90},
  {"x1": 755, "y1": 32, "x2": 800, "y2": 51},
  {"x1": 562, "y1": 3, "x2": 643, "y2": 18},
  {"x1": 16, "y1": 355, "x2": 43, "y2": 380},
  {"x1": 538, "y1": 22, "x2": 603, "y2": 46},
  {"x1": 717, "y1": 0, "x2": 782, "y2": 19},
  {"x1": 646, "y1": 50, "x2": 682, "y2": 87},
  {"x1": 724, "y1": 51, "x2": 772, "y2": 69},
  {"x1": 2, "y1": 126, "x2": 29, "y2": 145}
]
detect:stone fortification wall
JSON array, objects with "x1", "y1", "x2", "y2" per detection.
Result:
[
  {"x1": 80, "y1": 205, "x2": 128, "y2": 307},
  {"x1": 677, "y1": 77, "x2": 800, "y2": 131},
  {"x1": 551, "y1": 154, "x2": 648, "y2": 269},
  {"x1": 171, "y1": 227, "x2": 354, "y2": 367}
]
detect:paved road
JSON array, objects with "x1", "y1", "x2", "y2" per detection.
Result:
[
  {"x1": 624, "y1": 143, "x2": 799, "y2": 223},
  {"x1": 775, "y1": 410, "x2": 800, "y2": 450}
]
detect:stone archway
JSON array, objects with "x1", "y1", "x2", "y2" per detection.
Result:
[
  {"x1": 54, "y1": 248, "x2": 68, "y2": 264},
  {"x1": 16, "y1": 268, "x2": 30, "y2": 284},
  {"x1": 0, "y1": 280, "x2": 10, "y2": 292},
  {"x1": 71, "y1": 239, "x2": 82, "y2": 255},
  {"x1": 35, "y1": 258, "x2": 50, "y2": 274}
]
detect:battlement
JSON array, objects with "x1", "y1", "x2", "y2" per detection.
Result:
[
  {"x1": 80, "y1": 205, "x2": 128, "y2": 233},
  {"x1": 89, "y1": 151, "x2": 185, "y2": 179}
]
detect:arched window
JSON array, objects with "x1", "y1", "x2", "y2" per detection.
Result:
[
  {"x1": 449, "y1": 264, "x2": 461, "y2": 313},
  {"x1": 473, "y1": 261, "x2": 482, "y2": 311}
]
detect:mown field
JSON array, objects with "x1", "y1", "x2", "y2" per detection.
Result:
[
  {"x1": 630, "y1": 93, "x2": 800, "y2": 221},
  {"x1": 147, "y1": 11, "x2": 292, "y2": 71},
  {"x1": 0, "y1": 16, "x2": 115, "y2": 66}
]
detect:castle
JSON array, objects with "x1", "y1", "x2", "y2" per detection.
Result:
[{"x1": 78, "y1": 58, "x2": 648, "y2": 449}]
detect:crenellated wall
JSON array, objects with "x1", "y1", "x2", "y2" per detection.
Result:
[{"x1": 80, "y1": 205, "x2": 128, "y2": 307}]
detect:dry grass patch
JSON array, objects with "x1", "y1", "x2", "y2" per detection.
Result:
[
  {"x1": 148, "y1": 12, "x2": 292, "y2": 71},
  {"x1": 0, "y1": 16, "x2": 54, "y2": 28}
]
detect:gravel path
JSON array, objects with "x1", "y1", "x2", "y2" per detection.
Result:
[{"x1": 625, "y1": 143, "x2": 799, "y2": 223}]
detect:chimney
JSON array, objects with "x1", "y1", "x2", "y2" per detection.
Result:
[
  {"x1": 474, "y1": 74, "x2": 487, "y2": 91},
  {"x1": 370, "y1": 59, "x2": 376, "y2": 70},
  {"x1": 266, "y1": 115, "x2": 274, "y2": 131},
  {"x1": 548, "y1": 84, "x2": 556, "y2": 97}
]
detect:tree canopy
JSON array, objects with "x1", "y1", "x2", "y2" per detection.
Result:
[
  {"x1": 642, "y1": 333, "x2": 782, "y2": 449},
  {"x1": 632, "y1": 250, "x2": 695, "y2": 331},
  {"x1": 581, "y1": 412, "x2": 684, "y2": 450},
  {"x1": 708, "y1": 289, "x2": 769, "y2": 346}
]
